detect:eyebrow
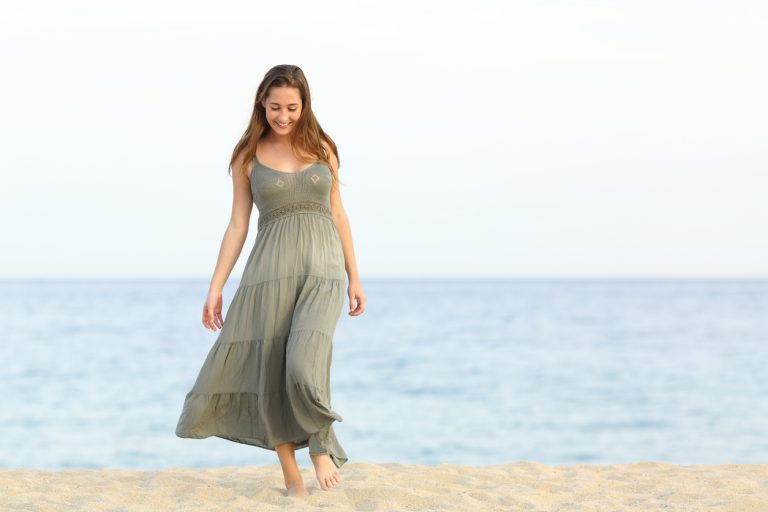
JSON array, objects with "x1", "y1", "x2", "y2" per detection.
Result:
[{"x1": 269, "y1": 102, "x2": 299, "y2": 106}]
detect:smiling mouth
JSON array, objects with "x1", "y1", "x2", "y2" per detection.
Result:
[{"x1": 277, "y1": 122, "x2": 291, "y2": 128}]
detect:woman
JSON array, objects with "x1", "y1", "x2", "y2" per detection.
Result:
[{"x1": 175, "y1": 64, "x2": 366, "y2": 497}]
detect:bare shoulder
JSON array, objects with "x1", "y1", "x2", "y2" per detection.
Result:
[
  {"x1": 321, "y1": 140, "x2": 339, "y2": 175},
  {"x1": 233, "y1": 150, "x2": 254, "y2": 181}
]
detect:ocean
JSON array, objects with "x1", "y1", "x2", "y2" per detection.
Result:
[{"x1": 1, "y1": 277, "x2": 766, "y2": 470}]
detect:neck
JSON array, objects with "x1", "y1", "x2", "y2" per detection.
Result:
[{"x1": 264, "y1": 130, "x2": 292, "y2": 145}]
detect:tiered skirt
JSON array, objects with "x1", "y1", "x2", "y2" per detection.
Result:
[{"x1": 175, "y1": 202, "x2": 348, "y2": 468}]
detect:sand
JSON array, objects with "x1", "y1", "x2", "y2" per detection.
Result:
[{"x1": 1, "y1": 461, "x2": 766, "y2": 511}]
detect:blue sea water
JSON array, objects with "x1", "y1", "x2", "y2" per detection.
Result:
[{"x1": 1, "y1": 277, "x2": 766, "y2": 470}]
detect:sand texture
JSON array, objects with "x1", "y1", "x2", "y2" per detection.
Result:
[{"x1": 1, "y1": 461, "x2": 767, "y2": 511}]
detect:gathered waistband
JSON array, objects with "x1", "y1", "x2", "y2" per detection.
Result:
[{"x1": 257, "y1": 201, "x2": 333, "y2": 230}]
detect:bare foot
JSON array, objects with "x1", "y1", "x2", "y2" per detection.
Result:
[
  {"x1": 310, "y1": 452, "x2": 342, "y2": 491},
  {"x1": 286, "y1": 480, "x2": 310, "y2": 498}
]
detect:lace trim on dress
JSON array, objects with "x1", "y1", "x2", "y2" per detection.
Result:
[{"x1": 257, "y1": 201, "x2": 333, "y2": 230}]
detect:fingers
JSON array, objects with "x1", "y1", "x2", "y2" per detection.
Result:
[
  {"x1": 202, "y1": 306, "x2": 224, "y2": 331},
  {"x1": 201, "y1": 307, "x2": 210, "y2": 330},
  {"x1": 348, "y1": 295, "x2": 366, "y2": 316}
]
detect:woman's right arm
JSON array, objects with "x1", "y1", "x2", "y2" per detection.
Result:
[{"x1": 202, "y1": 155, "x2": 254, "y2": 332}]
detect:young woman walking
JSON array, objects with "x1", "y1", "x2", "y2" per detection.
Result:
[{"x1": 175, "y1": 64, "x2": 366, "y2": 497}]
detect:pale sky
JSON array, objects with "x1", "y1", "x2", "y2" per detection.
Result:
[{"x1": 1, "y1": 1, "x2": 766, "y2": 278}]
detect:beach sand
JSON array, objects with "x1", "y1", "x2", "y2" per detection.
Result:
[{"x1": 1, "y1": 461, "x2": 766, "y2": 511}]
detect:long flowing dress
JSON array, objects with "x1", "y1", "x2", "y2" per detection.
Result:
[{"x1": 175, "y1": 154, "x2": 348, "y2": 468}]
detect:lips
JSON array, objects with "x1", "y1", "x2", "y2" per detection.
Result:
[{"x1": 277, "y1": 122, "x2": 290, "y2": 128}]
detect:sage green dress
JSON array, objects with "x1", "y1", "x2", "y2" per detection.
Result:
[{"x1": 175, "y1": 155, "x2": 348, "y2": 468}]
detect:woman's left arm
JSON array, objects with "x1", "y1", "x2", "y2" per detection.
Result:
[{"x1": 326, "y1": 146, "x2": 366, "y2": 317}]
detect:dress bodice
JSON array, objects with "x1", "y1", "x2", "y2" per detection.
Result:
[{"x1": 250, "y1": 157, "x2": 333, "y2": 215}]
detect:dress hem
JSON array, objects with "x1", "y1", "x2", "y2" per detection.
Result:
[{"x1": 175, "y1": 428, "x2": 349, "y2": 469}]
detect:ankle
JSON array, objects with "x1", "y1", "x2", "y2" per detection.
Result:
[{"x1": 285, "y1": 476, "x2": 304, "y2": 487}]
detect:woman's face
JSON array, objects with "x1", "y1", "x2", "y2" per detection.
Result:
[{"x1": 262, "y1": 86, "x2": 302, "y2": 134}]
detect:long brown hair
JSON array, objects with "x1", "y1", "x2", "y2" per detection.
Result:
[{"x1": 228, "y1": 64, "x2": 342, "y2": 189}]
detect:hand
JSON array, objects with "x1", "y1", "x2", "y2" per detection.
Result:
[
  {"x1": 347, "y1": 280, "x2": 366, "y2": 316},
  {"x1": 202, "y1": 291, "x2": 224, "y2": 331}
]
